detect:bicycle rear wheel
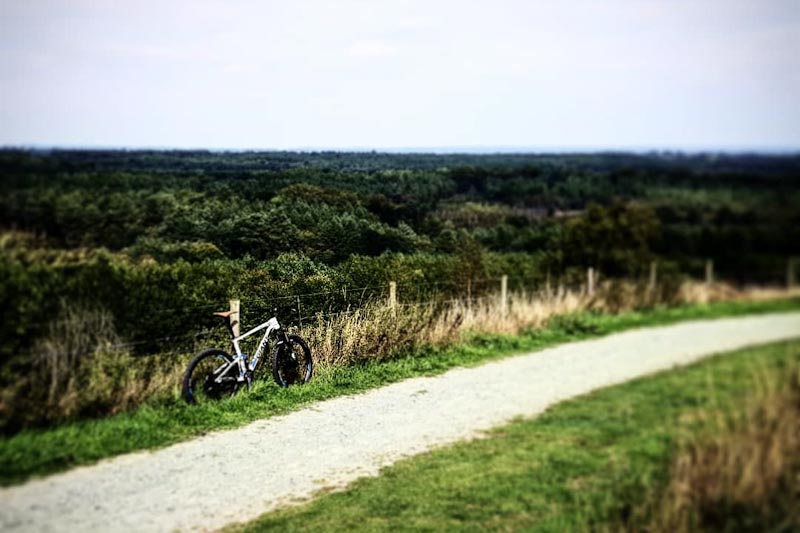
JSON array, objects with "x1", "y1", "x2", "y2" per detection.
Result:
[{"x1": 182, "y1": 348, "x2": 240, "y2": 404}]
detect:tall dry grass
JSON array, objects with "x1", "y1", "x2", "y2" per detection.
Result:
[
  {"x1": 1, "y1": 278, "x2": 794, "y2": 431},
  {"x1": 299, "y1": 279, "x2": 777, "y2": 368},
  {"x1": 620, "y1": 360, "x2": 800, "y2": 532},
  {"x1": 300, "y1": 286, "x2": 591, "y2": 367},
  {"x1": 0, "y1": 307, "x2": 184, "y2": 431}
]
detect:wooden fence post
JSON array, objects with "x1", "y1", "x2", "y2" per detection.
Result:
[
  {"x1": 296, "y1": 295, "x2": 303, "y2": 328},
  {"x1": 500, "y1": 275, "x2": 508, "y2": 315},
  {"x1": 587, "y1": 267, "x2": 595, "y2": 296},
  {"x1": 388, "y1": 281, "x2": 397, "y2": 313},
  {"x1": 788, "y1": 258, "x2": 796, "y2": 289},
  {"x1": 648, "y1": 261, "x2": 658, "y2": 291},
  {"x1": 229, "y1": 299, "x2": 240, "y2": 338},
  {"x1": 705, "y1": 259, "x2": 714, "y2": 285},
  {"x1": 545, "y1": 271, "x2": 552, "y2": 297}
]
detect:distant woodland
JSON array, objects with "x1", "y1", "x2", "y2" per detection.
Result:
[{"x1": 2, "y1": 149, "x2": 799, "y2": 364}]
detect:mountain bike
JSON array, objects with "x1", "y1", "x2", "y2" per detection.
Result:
[{"x1": 182, "y1": 307, "x2": 313, "y2": 404}]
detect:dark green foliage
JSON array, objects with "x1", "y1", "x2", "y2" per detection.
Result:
[
  {"x1": 2, "y1": 150, "x2": 798, "y2": 273},
  {"x1": 560, "y1": 202, "x2": 660, "y2": 277},
  {"x1": 1, "y1": 149, "x2": 799, "y2": 415}
]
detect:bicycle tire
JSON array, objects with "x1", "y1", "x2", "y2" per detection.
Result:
[
  {"x1": 272, "y1": 334, "x2": 313, "y2": 387},
  {"x1": 182, "y1": 348, "x2": 239, "y2": 404}
]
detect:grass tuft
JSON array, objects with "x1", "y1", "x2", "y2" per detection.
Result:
[{"x1": 617, "y1": 359, "x2": 800, "y2": 532}]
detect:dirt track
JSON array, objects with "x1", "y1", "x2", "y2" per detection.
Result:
[{"x1": 1, "y1": 312, "x2": 799, "y2": 532}]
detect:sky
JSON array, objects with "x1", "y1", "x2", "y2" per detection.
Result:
[{"x1": 1, "y1": 0, "x2": 799, "y2": 151}]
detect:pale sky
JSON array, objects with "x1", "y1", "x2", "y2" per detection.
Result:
[{"x1": 1, "y1": 0, "x2": 799, "y2": 150}]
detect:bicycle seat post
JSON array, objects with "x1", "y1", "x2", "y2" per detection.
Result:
[{"x1": 213, "y1": 311, "x2": 237, "y2": 339}]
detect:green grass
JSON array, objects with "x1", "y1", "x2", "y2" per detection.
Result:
[
  {"x1": 233, "y1": 339, "x2": 800, "y2": 532},
  {"x1": 1, "y1": 297, "x2": 799, "y2": 485}
]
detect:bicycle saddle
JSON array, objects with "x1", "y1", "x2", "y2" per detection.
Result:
[{"x1": 213, "y1": 311, "x2": 235, "y2": 318}]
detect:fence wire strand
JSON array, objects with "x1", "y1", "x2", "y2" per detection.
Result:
[{"x1": 10, "y1": 274, "x2": 679, "y2": 361}]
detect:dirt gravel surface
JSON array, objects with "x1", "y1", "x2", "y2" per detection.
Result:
[{"x1": 2, "y1": 312, "x2": 799, "y2": 532}]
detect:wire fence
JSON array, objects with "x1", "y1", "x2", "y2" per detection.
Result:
[
  {"x1": 15, "y1": 275, "x2": 570, "y2": 360},
  {"x1": 11, "y1": 259, "x2": 799, "y2": 363}
]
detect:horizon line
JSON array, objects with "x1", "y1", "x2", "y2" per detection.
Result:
[{"x1": 2, "y1": 143, "x2": 800, "y2": 156}]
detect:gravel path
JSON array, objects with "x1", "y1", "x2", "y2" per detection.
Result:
[{"x1": 2, "y1": 313, "x2": 800, "y2": 532}]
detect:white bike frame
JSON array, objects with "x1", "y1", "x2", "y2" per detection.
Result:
[{"x1": 221, "y1": 317, "x2": 284, "y2": 382}]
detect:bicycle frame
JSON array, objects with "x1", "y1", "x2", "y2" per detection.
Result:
[{"x1": 221, "y1": 317, "x2": 285, "y2": 381}]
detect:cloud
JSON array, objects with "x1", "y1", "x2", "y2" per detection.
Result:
[
  {"x1": 221, "y1": 62, "x2": 256, "y2": 74},
  {"x1": 105, "y1": 44, "x2": 188, "y2": 60},
  {"x1": 2, "y1": 0, "x2": 798, "y2": 148},
  {"x1": 345, "y1": 41, "x2": 398, "y2": 58}
]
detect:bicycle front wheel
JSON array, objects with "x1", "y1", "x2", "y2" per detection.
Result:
[
  {"x1": 272, "y1": 335, "x2": 313, "y2": 387},
  {"x1": 182, "y1": 348, "x2": 240, "y2": 404}
]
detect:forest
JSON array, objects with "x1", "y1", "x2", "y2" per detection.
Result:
[{"x1": 1, "y1": 149, "x2": 799, "y2": 397}]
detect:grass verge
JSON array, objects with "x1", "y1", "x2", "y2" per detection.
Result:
[
  {"x1": 232, "y1": 339, "x2": 800, "y2": 532},
  {"x1": 1, "y1": 297, "x2": 799, "y2": 486}
]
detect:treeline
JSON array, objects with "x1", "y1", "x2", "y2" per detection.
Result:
[
  {"x1": 2, "y1": 150, "x2": 798, "y2": 263},
  {"x1": 4, "y1": 148, "x2": 800, "y2": 174}
]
